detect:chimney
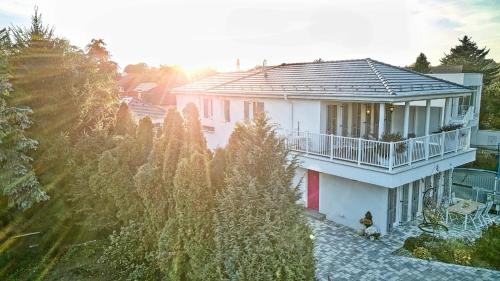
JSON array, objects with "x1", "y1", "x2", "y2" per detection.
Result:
[
  {"x1": 236, "y1": 58, "x2": 240, "y2": 71},
  {"x1": 263, "y1": 59, "x2": 268, "y2": 78}
]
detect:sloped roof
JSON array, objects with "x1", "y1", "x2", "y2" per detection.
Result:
[
  {"x1": 171, "y1": 58, "x2": 471, "y2": 100},
  {"x1": 120, "y1": 97, "x2": 166, "y2": 124}
]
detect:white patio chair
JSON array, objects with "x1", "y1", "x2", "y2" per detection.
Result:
[
  {"x1": 470, "y1": 205, "x2": 486, "y2": 231},
  {"x1": 481, "y1": 201, "x2": 494, "y2": 225}
]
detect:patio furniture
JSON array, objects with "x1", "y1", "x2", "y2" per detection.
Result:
[
  {"x1": 447, "y1": 200, "x2": 484, "y2": 230},
  {"x1": 470, "y1": 205, "x2": 486, "y2": 230},
  {"x1": 481, "y1": 201, "x2": 494, "y2": 225}
]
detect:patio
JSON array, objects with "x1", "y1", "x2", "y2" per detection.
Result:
[{"x1": 311, "y1": 216, "x2": 500, "y2": 281}]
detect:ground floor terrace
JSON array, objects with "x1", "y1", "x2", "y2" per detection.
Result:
[
  {"x1": 310, "y1": 216, "x2": 500, "y2": 281},
  {"x1": 295, "y1": 166, "x2": 465, "y2": 235}
]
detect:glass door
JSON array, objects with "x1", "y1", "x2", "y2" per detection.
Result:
[{"x1": 326, "y1": 105, "x2": 337, "y2": 135}]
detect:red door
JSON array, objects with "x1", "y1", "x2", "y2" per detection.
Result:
[{"x1": 307, "y1": 170, "x2": 319, "y2": 211}]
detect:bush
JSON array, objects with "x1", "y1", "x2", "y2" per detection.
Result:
[
  {"x1": 453, "y1": 248, "x2": 472, "y2": 266},
  {"x1": 437, "y1": 123, "x2": 463, "y2": 132},
  {"x1": 381, "y1": 133, "x2": 406, "y2": 153},
  {"x1": 403, "y1": 233, "x2": 435, "y2": 252},
  {"x1": 473, "y1": 223, "x2": 500, "y2": 269},
  {"x1": 413, "y1": 247, "x2": 431, "y2": 260}
]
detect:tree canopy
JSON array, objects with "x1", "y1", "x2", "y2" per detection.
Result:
[{"x1": 408, "y1": 53, "x2": 431, "y2": 73}]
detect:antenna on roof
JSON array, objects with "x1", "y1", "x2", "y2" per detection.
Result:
[
  {"x1": 263, "y1": 59, "x2": 268, "y2": 78},
  {"x1": 236, "y1": 58, "x2": 240, "y2": 71}
]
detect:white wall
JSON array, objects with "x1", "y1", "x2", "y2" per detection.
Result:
[
  {"x1": 318, "y1": 173, "x2": 389, "y2": 235},
  {"x1": 472, "y1": 130, "x2": 500, "y2": 148},
  {"x1": 293, "y1": 167, "x2": 308, "y2": 205},
  {"x1": 176, "y1": 94, "x2": 321, "y2": 150}
]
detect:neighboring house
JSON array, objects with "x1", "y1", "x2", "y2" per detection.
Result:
[
  {"x1": 171, "y1": 58, "x2": 478, "y2": 235},
  {"x1": 121, "y1": 97, "x2": 166, "y2": 125}
]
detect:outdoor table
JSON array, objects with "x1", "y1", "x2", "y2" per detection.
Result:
[{"x1": 446, "y1": 200, "x2": 484, "y2": 230}]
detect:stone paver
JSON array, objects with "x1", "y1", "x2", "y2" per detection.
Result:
[{"x1": 311, "y1": 218, "x2": 500, "y2": 281}]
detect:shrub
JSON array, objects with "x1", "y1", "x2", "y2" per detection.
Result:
[
  {"x1": 403, "y1": 233, "x2": 435, "y2": 252},
  {"x1": 381, "y1": 133, "x2": 407, "y2": 153},
  {"x1": 473, "y1": 223, "x2": 500, "y2": 269},
  {"x1": 437, "y1": 123, "x2": 463, "y2": 132},
  {"x1": 453, "y1": 248, "x2": 472, "y2": 266},
  {"x1": 413, "y1": 247, "x2": 431, "y2": 260}
]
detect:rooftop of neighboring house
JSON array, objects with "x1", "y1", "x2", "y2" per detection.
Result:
[
  {"x1": 120, "y1": 97, "x2": 166, "y2": 124},
  {"x1": 171, "y1": 58, "x2": 472, "y2": 101},
  {"x1": 430, "y1": 65, "x2": 464, "y2": 74}
]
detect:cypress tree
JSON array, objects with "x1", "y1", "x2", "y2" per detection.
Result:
[
  {"x1": 114, "y1": 102, "x2": 136, "y2": 136},
  {"x1": 209, "y1": 147, "x2": 227, "y2": 193},
  {"x1": 408, "y1": 53, "x2": 431, "y2": 73},
  {"x1": 214, "y1": 115, "x2": 315, "y2": 280}
]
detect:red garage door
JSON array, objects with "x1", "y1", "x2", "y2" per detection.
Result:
[{"x1": 307, "y1": 170, "x2": 319, "y2": 211}]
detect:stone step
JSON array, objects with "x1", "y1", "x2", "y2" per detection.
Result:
[{"x1": 304, "y1": 208, "x2": 326, "y2": 221}]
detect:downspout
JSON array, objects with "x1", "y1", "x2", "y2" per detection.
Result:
[{"x1": 284, "y1": 92, "x2": 294, "y2": 131}]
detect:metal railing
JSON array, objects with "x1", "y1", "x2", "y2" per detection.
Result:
[{"x1": 282, "y1": 127, "x2": 471, "y2": 171}]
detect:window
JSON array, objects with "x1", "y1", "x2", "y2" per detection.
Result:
[
  {"x1": 203, "y1": 98, "x2": 213, "y2": 118},
  {"x1": 244, "y1": 101, "x2": 250, "y2": 121},
  {"x1": 252, "y1": 101, "x2": 264, "y2": 119},
  {"x1": 223, "y1": 100, "x2": 230, "y2": 122}
]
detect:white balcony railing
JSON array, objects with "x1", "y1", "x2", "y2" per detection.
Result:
[{"x1": 282, "y1": 127, "x2": 471, "y2": 171}]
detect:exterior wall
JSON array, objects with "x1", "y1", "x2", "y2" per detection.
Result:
[
  {"x1": 176, "y1": 94, "x2": 321, "y2": 149},
  {"x1": 293, "y1": 167, "x2": 308, "y2": 205},
  {"x1": 318, "y1": 173, "x2": 389, "y2": 235},
  {"x1": 472, "y1": 130, "x2": 500, "y2": 149}
]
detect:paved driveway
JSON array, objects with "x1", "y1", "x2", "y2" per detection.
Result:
[{"x1": 310, "y1": 218, "x2": 500, "y2": 281}]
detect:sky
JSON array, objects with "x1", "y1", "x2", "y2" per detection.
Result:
[{"x1": 0, "y1": 0, "x2": 499, "y2": 72}]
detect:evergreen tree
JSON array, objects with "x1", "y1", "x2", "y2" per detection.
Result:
[
  {"x1": 0, "y1": 28, "x2": 47, "y2": 209},
  {"x1": 408, "y1": 53, "x2": 431, "y2": 73},
  {"x1": 135, "y1": 108, "x2": 185, "y2": 231},
  {"x1": 214, "y1": 115, "x2": 315, "y2": 280},
  {"x1": 440, "y1": 35, "x2": 499, "y2": 85},
  {"x1": 134, "y1": 116, "x2": 154, "y2": 167},
  {"x1": 209, "y1": 147, "x2": 227, "y2": 192},
  {"x1": 182, "y1": 102, "x2": 206, "y2": 153},
  {"x1": 114, "y1": 102, "x2": 136, "y2": 136}
]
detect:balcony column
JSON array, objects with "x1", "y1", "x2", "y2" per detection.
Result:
[
  {"x1": 444, "y1": 97, "x2": 452, "y2": 124},
  {"x1": 425, "y1": 100, "x2": 431, "y2": 136},
  {"x1": 360, "y1": 104, "x2": 366, "y2": 137},
  {"x1": 347, "y1": 103, "x2": 353, "y2": 136},
  {"x1": 370, "y1": 103, "x2": 375, "y2": 135},
  {"x1": 378, "y1": 103, "x2": 385, "y2": 139},
  {"x1": 403, "y1": 101, "x2": 410, "y2": 138}
]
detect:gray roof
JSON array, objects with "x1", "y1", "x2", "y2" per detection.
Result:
[
  {"x1": 172, "y1": 58, "x2": 472, "y2": 100},
  {"x1": 121, "y1": 97, "x2": 166, "y2": 124}
]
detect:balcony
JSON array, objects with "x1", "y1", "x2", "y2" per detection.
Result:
[{"x1": 282, "y1": 127, "x2": 471, "y2": 171}]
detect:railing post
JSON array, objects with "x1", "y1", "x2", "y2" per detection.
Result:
[
  {"x1": 330, "y1": 134, "x2": 334, "y2": 160},
  {"x1": 306, "y1": 131, "x2": 309, "y2": 154},
  {"x1": 408, "y1": 138, "x2": 413, "y2": 166},
  {"x1": 455, "y1": 129, "x2": 459, "y2": 152},
  {"x1": 357, "y1": 139, "x2": 362, "y2": 166},
  {"x1": 389, "y1": 142, "x2": 394, "y2": 171},
  {"x1": 425, "y1": 135, "x2": 429, "y2": 160},
  {"x1": 440, "y1": 132, "x2": 445, "y2": 158}
]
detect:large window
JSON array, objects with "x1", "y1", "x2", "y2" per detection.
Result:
[
  {"x1": 244, "y1": 101, "x2": 250, "y2": 121},
  {"x1": 203, "y1": 98, "x2": 213, "y2": 118},
  {"x1": 252, "y1": 101, "x2": 264, "y2": 119},
  {"x1": 223, "y1": 100, "x2": 230, "y2": 122}
]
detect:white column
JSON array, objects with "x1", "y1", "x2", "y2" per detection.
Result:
[
  {"x1": 403, "y1": 101, "x2": 410, "y2": 138},
  {"x1": 444, "y1": 97, "x2": 452, "y2": 124},
  {"x1": 347, "y1": 103, "x2": 353, "y2": 136},
  {"x1": 360, "y1": 104, "x2": 366, "y2": 137},
  {"x1": 370, "y1": 103, "x2": 375, "y2": 135},
  {"x1": 378, "y1": 103, "x2": 385, "y2": 139},
  {"x1": 336, "y1": 104, "x2": 343, "y2": 135},
  {"x1": 425, "y1": 100, "x2": 431, "y2": 136}
]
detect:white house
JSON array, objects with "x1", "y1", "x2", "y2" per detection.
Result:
[{"x1": 171, "y1": 58, "x2": 479, "y2": 235}]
